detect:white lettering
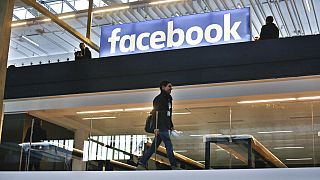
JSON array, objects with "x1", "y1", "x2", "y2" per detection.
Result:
[
  {"x1": 186, "y1": 26, "x2": 203, "y2": 45},
  {"x1": 119, "y1": 34, "x2": 136, "y2": 53},
  {"x1": 204, "y1": 24, "x2": 223, "y2": 43},
  {"x1": 224, "y1": 13, "x2": 241, "y2": 41},
  {"x1": 107, "y1": 13, "x2": 243, "y2": 54},
  {"x1": 137, "y1": 32, "x2": 150, "y2": 51},
  {"x1": 167, "y1": 21, "x2": 184, "y2": 47},
  {"x1": 150, "y1": 31, "x2": 166, "y2": 49},
  {"x1": 108, "y1": 28, "x2": 121, "y2": 54}
]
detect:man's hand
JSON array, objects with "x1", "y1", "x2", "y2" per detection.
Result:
[{"x1": 154, "y1": 129, "x2": 159, "y2": 135}]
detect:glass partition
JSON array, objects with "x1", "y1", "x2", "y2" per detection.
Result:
[
  {"x1": 1, "y1": 98, "x2": 320, "y2": 170},
  {"x1": 85, "y1": 106, "x2": 232, "y2": 170},
  {"x1": 231, "y1": 101, "x2": 314, "y2": 168}
]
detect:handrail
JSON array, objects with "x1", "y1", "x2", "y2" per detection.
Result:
[
  {"x1": 88, "y1": 138, "x2": 135, "y2": 158},
  {"x1": 146, "y1": 141, "x2": 205, "y2": 169},
  {"x1": 204, "y1": 135, "x2": 287, "y2": 168}
]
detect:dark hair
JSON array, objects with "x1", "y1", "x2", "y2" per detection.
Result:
[
  {"x1": 160, "y1": 80, "x2": 171, "y2": 90},
  {"x1": 266, "y1": 16, "x2": 274, "y2": 24}
]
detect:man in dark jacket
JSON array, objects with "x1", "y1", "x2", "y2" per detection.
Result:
[
  {"x1": 259, "y1": 16, "x2": 279, "y2": 40},
  {"x1": 74, "y1": 43, "x2": 92, "y2": 60},
  {"x1": 137, "y1": 81, "x2": 177, "y2": 170}
]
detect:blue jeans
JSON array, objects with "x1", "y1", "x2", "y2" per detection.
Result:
[{"x1": 139, "y1": 130, "x2": 177, "y2": 167}]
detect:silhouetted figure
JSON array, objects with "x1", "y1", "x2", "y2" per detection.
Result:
[
  {"x1": 75, "y1": 43, "x2": 92, "y2": 60},
  {"x1": 24, "y1": 119, "x2": 47, "y2": 171},
  {"x1": 259, "y1": 16, "x2": 279, "y2": 40}
]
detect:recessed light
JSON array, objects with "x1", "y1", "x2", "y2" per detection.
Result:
[
  {"x1": 58, "y1": 14, "x2": 76, "y2": 19},
  {"x1": 124, "y1": 107, "x2": 153, "y2": 111},
  {"x1": 257, "y1": 130, "x2": 293, "y2": 134},
  {"x1": 174, "y1": 150, "x2": 187, "y2": 153},
  {"x1": 297, "y1": 96, "x2": 320, "y2": 100},
  {"x1": 149, "y1": 0, "x2": 182, "y2": 5},
  {"x1": 238, "y1": 98, "x2": 296, "y2": 104},
  {"x1": 172, "y1": 112, "x2": 191, "y2": 115},
  {"x1": 11, "y1": 22, "x2": 27, "y2": 27},
  {"x1": 77, "y1": 109, "x2": 124, "y2": 114},
  {"x1": 274, "y1": 147, "x2": 304, "y2": 150},
  {"x1": 286, "y1": 158, "x2": 312, "y2": 161},
  {"x1": 83, "y1": 116, "x2": 117, "y2": 120}
]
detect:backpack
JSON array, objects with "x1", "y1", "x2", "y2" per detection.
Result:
[{"x1": 144, "y1": 112, "x2": 158, "y2": 133}]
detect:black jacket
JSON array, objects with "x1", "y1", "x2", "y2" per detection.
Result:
[
  {"x1": 75, "y1": 47, "x2": 92, "y2": 60},
  {"x1": 153, "y1": 90, "x2": 174, "y2": 131},
  {"x1": 260, "y1": 23, "x2": 279, "y2": 40}
]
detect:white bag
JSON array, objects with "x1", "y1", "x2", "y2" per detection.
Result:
[{"x1": 170, "y1": 129, "x2": 183, "y2": 138}]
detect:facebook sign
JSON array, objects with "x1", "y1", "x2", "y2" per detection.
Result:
[{"x1": 100, "y1": 8, "x2": 251, "y2": 57}]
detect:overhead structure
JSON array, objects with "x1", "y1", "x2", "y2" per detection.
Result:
[
  {"x1": 20, "y1": 0, "x2": 100, "y2": 52},
  {"x1": 8, "y1": 0, "x2": 320, "y2": 65}
]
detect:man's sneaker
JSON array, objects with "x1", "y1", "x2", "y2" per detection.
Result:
[{"x1": 136, "y1": 164, "x2": 147, "y2": 170}]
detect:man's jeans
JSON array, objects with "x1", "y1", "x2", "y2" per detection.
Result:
[{"x1": 139, "y1": 130, "x2": 177, "y2": 167}]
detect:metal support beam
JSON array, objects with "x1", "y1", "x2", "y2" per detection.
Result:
[
  {"x1": 291, "y1": 0, "x2": 305, "y2": 35},
  {"x1": 38, "y1": 0, "x2": 57, "y2": 14},
  {"x1": 87, "y1": 0, "x2": 93, "y2": 39},
  {"x1": 205, "y1": 141, "x2": 210, "y2": 169},
  {"x1": 0, "y1": 0, "x2": 14, "y2": 143},
  {"x1": 63, "y1": 0, "x2": 77, "y2": 11},
  {"x1": 21, "y1": 0, "x2": 100, "y2": 52}
]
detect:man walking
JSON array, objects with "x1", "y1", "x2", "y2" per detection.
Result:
[{"x1": 137, "y1": 81, "x2": 177, "y2": 170}]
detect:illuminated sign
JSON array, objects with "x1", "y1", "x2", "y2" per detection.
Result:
[{"x1": 100, "y1": 8, "x2": 251, "y2": 57}]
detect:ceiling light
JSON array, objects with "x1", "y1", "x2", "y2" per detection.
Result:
[
  {"x1": 215, "y1": 149, "x2": 226, "y2": 152},
  {"x1": 76, "y1": 109, "x2": 124, "y2": 114},
  {"x1": 11, "y1": 22, "x2": 27, "y2": 27},
  {"x1": 83, "y1": 116, "x2": 117, "y2": 120},
  {"x1": 257, "y1": 130, "x2": 293, "y2": 134},
  {"x1": 124, "y1": 107, "x2": 153, "y2": 111},
  {"x1": 174, "y1": 150, "x2": 187, "y2": 153},
  {"x1": 172, "y1": 112, "x2": 191, "y2": 115},
  {"x1": 149, "y1": 0, "x2": 182, "y2": 5},
  {"x1": 190, "y1": 133, "x2": 222, "y2": 137},
  {"x1": 42, "y1": 18, "x2": 51, "y2": 22},
  {"x1": 305, "y1": 0, "x2": 311, "y2": 12},
  {"x1": 189, "y1": 134, "x2": 203, "y2": 137},
  {"x1": 274, "y1": 147, "x2": 304, "y2": 150},
  {"x1": 237, "y1": 98, "x2": 296, "y2": 104},
  {"x1": 59, "y1": 14, "x2": 76, "y2": 19},
  {"x1": 93, "y1": 6, "x2": 130, "y2": 14},
  {"x1": 286, "y1": 158, "x2": 312, "y2": 161},
  {"x1": 21, "y1": 35, "x2": 39, "y2": 47},
  {"x1": 297, "y1": 96, "x2": 320, "y2": 100}
]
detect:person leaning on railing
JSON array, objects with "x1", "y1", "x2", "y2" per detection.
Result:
[{"x1": 74, "y1": 42, "x2": 92, "y2": 61}]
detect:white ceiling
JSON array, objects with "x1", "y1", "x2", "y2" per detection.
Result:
[{"x1": 8, "y1": 0, "x2": 320, "y2": 66}]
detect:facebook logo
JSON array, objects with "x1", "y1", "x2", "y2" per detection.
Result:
[{"x1": 100, "y1": 8, "x2": 251, "y2": 58}]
